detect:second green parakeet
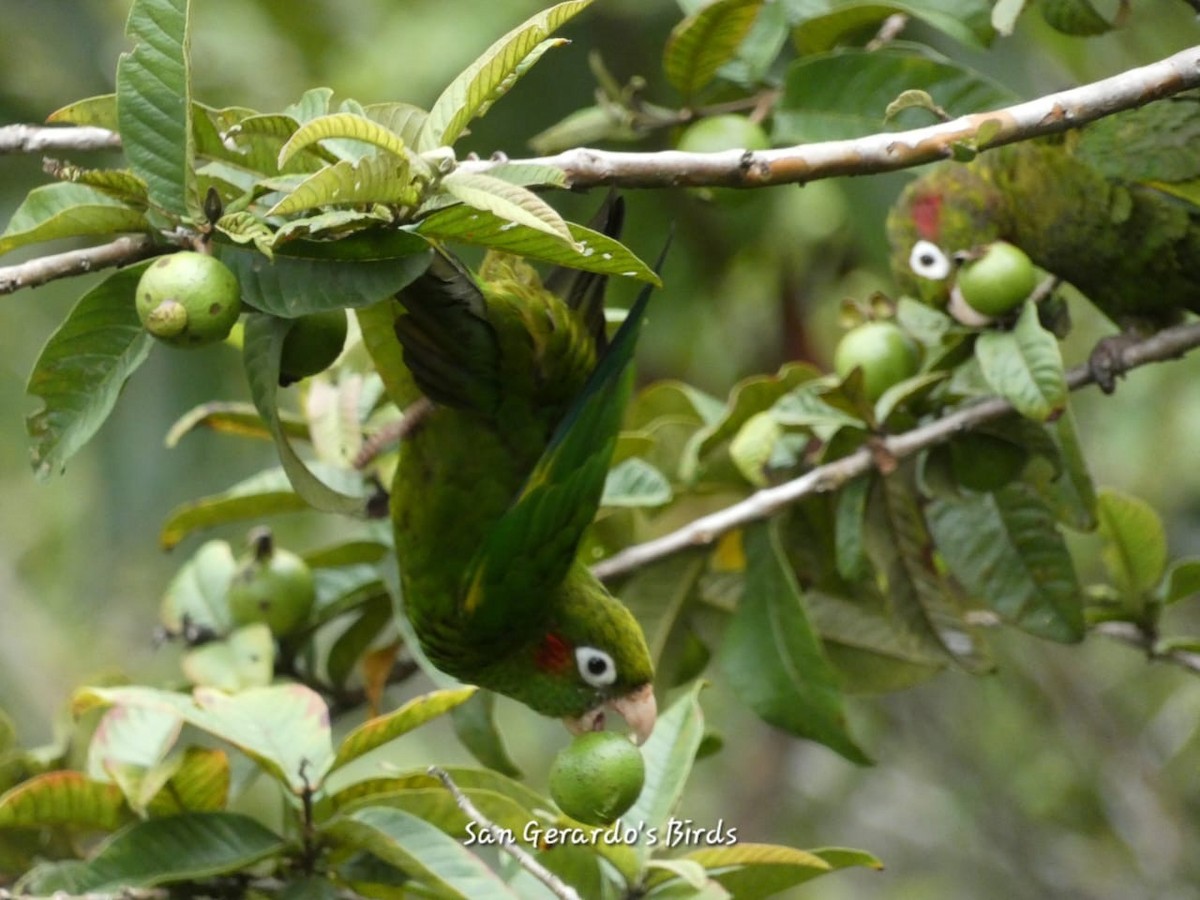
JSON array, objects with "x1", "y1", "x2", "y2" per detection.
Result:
[
  {"x1": 886, "y1": 93, "x2": 1200, "y2": 327},
  {"x1": 390, "y1": 197, "x2": 658, "y2": 743}
]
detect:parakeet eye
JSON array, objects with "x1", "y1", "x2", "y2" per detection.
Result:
[
  {"x1": 909, "y1": 240, "x2": 952, "y2": 280},
  {"x1": 576, "y1": 647, "x2": 617, "y2": 687}
]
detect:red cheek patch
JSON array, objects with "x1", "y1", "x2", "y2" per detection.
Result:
[
  {"x1": 534, "y1": 632, "x2": 572, "y2": 673},
  {"x1": 911, "y1": 192, "x2": 942, "y2": 241}
]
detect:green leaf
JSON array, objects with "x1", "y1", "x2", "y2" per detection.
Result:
[
  {"x1": 1040, "y1": 0, "x2": 1124, "y2": 34},
  {"x1": 834, "y1": 475, "x2": 871, "y2": 582},
  {"x1": 450, "y1": 691, "x2": 522, "y2": 778},
  {"x1": 805, "y1": 589, "x2": 947, "y2": 693},
  {"x1": 602, "y1": 457, "x2": 673, "y2": 508},
  {"x1": 181, "y1": 625, "x2": 276, "y2": 692},
  {"x1": 419, "y1": 0, "x2": 594, "y2": 150},
  {"x1": 664, "y1": 0, "x2": 764, "y2": 100},
  {"x1": 719, "y1": 521, "x2": 868, "y2": 763},
  {"x1": 356, "y1": 299, "x2": 421, "y2": 408},
  {"x1": 87, "y1": 701, "x2": 183, "y2": 780},
  {"x1": 324, "y1": 806, "x2": 520, "y2": 898},
  {"x1": 729, "y1": 411, "x2": 783, "y2": 488},
  {"x1": 620, "y1": 552, "x2": 707, "y2": 667},
  {"x1": 215, "y1": 234, "x2": 431, "y2": 318},
  {"x1": 158, "y1": 467, "x2": 328, "y2": 550},
  {"x1": 25, "y1": 812, "x2": 285, "y2": 893},
  {"x1": 438, "y1": 171, "x2": 575, "y2": 245},
  {"x1": 0, "y1": 771, "x2": 130, "y2": 831},
  {"x1": 869, "y1": 471, "x2": 991, "y2": 670},
  {"x1": 785, "y1": 0, "x2": 994, "y2": 51},
  {"x1": 681, "y1": 843, "x2": 874, "y2": 897},
  {"x1": 622, "y1": 680, "x2": 707, "y2": 870},
  {"x1": 148, "y1": 748, "x2": 230, "y2": 814},
  {"x1": 329, "y1": 688, "x2": 478, "y2": 773},
  {"x1": 991, "y1": 0, "x2": 1029, "y2": 34},
  {"x1": 326, "y1": 595, "x2": 393, "y2": 689},
  {"x1": 76, "y1": 685, "x2": 334, "y2": 794},
  {"x1": 243, "y1": 315, "x2": 369, "y2": 516},
  {"x1": 774, "y1": 45, "x2": 1014, "y2": 143},
  {"x1": 164, "y1": 400, "x2": 307, "y2": 447},
  {"x1": 927, "y1": 482, "x2": 1084, "y2": 642},
  {"x1": 268, "y1": 156, "x2": 418, "y2": 216},
  {"x1": 417, "y1": 205, "x2": 660, "y2": 283},
  {"x1": 278, "y1": 113, "x2": 410, "y2": 167},
  {"x1": 26, "y1": 262, "x2": 155, "y2": 479},
  {"x1": 116, "y1": 0, "x2": 196, "y2": 219},
  {"x1": 1097, "y1": 488, "x2": 1168, "y2": 602},
  {"x1": 974, "y1": 302, "x2": 1067, "y2": 422},
  {"x1": 1160, "y1": 559, "x2": 1200, "y2": 606},
  {"x1": 0, "y1": 183, "x2": 149, "y2": 255},
  {"x1": 330, "y1": 766, "x2": 546, "y2": 821},
  {"x1": 48, "y1": 93, "x2": 119, "y2": 128}
]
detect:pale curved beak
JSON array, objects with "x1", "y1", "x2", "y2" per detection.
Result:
[
  {"x1": 609, "y1": 683, "x2": 657, "y2": 745},
  {"x1": 564, "y1": 683, "x2": 657, "y2": 746}
]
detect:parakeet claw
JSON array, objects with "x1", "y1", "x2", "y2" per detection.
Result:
[
  {"x1": 1088, "y1": 333, "x2": 1136, "y2": 394},
  {"x1": 565, "y1": 683, "x2": 657, "y2": 745}
]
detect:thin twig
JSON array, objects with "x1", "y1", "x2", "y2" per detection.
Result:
[
  {"x1": 593, "y1": 320, "x2": 1200, "y2": 581},
  {"x1": 0, "y1": 123, "x2": 122, "y2": 155},
  {"x1": 1093, "y1": 621, "x2": 1200, "y2": 675},
  {"x1": 353, "y1": 395, "x2": 435, "y2": 469},
  {"x1": 427, "y1": 766, "x2": 582, "y2": 900},
  {"x1": 0, "y1": 235, "x2": 160, "y2": 295}
]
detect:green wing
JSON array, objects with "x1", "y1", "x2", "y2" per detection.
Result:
[
  {"x1": 461, "y1": 271, "x2": 660, "y2": 640},
  {"x1": 393, "y1": 249, "x2": 501, "y2": 413}
]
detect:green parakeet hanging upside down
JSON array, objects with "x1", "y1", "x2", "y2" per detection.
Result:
[
  {"x1": 886, "y1": 92, "x2": 1200, "y2": 333},
  {"x1": 390, "y1": 197, "x2": 659, "y2": 743}
]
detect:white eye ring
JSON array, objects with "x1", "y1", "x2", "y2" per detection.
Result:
[
  {"x1": 909, "y1": 240, "x2": 952, "y2": 280},
  {"x1": 576, "y1": 647, "x2": 617, "y2": 687}
]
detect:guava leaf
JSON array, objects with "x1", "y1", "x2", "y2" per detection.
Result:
[
  {"x1": 116, "y1": 0, "x2": 197, "y2": 219},
  {"x1": 419, "y1": 0, "x2": 593, "y2": 150},
  {"x1": 664, "y1": 0, "x2": 764, "y2": 100},
  {"x1": 0, "y1": 183, "x2": 148, "y2": 255},
  {"x1": 417, "y1": 206, "x2": 659, "y2": 283},
  {"x1": 26, "y1": 262, "x2": 156, "y2": 479}
]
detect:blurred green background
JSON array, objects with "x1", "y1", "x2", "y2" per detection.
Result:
[{"x1": 3, "y1": 2, "x2": 1200, "y2": 898}]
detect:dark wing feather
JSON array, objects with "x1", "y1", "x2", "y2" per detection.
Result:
[
  {"x1": 543, "y1": 193, "x2": 625, "y2": 353},
  {"x1": 394, "y1": 250, "x2": 501, "y2": 412}
]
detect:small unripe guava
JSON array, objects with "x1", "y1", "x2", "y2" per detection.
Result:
[
  {"x1": 136, "y1": 251, "x2": 242, "y2": 348},
  {"x1": 549, "y1": 731, "x2": 645, "y2": 826},
  {"x1": 279, "y1": 310, "x2": 349, "y2": 385},
  {"x1": 227, "y1": 528, "x2": 316, "y2": 637},
  {"x1": 834, "y1": 321, "x2": 920, "y2": 402},
  {"x1": 957, "y1": 241, "x2": 1038, "y2": 317}
]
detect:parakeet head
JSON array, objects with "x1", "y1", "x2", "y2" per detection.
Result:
[
  {"x1": 886, "y1": 160, "x2": 1012, "y2": 307},
  {"x1": 484, "y1": 565, "x2": 656, "y2": 744}
]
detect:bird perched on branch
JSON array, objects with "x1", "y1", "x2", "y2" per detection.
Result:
[
  {"x1": 390, "y1": 197, "x2": 658, "y2": 743},
  {"x1": 886, "y1": 91, "x2": 1200, "y2": 383}
]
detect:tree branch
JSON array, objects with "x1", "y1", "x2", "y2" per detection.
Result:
[
  {"x1": 6, "y1": 47, "x2": 1200, "y2": 193},
  {"x1": 0, "y1": 124, "x2": 123, "y2": 155},
  {"x1": 458, "y1": 45, "x2": 1200, "y2": 188},
  {"x1": 1093, "y1": 621, "x2": 1200, "y2": 675},
  {"x1": 593, "y1": 320, "x2": 1200, "y2": 582},
  {"x1": 427, "y1": 766, "x2": 582, "y2": 900},
  {"x1": 0, "y1": 235, "x2": 159, "y2": 295}
]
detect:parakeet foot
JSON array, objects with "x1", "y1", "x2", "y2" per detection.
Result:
[{"x1": 1088, "y1": 333, "x2": 1137, "y2": 394}]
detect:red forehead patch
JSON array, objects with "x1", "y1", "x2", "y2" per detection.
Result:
[
  {"x1": 534, "y1": 632, "x2": 572, "y2": 673},
  {"x1": 911, "y1": 191, "x2": 942, "y2": 241}
]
